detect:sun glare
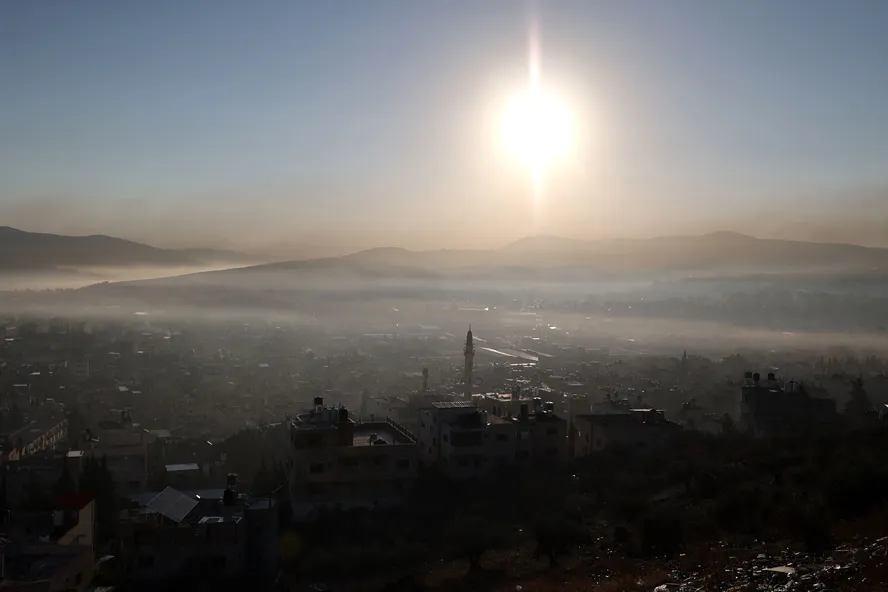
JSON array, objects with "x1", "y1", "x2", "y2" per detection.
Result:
[{"x1": 500, "y1": 89, "x2": 573, "y2": 173}]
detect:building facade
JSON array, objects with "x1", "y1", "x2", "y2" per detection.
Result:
[
  {"x1": 418, "y1": 399, "x2": 568, "y2": 479},
  {"x1": 286, "y1": 397, "x2": 418, "y2": 514},
  {"x1": 573, "y1": 409, "x2": 681, "y2": 456}
]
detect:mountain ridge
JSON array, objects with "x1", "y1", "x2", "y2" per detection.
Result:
[
  {"x1": 0, "y1": 226, "x2": 255, "y2": 270},
  {"x1": 97, "y1": 231, "x2": 888, "y2": 291}
]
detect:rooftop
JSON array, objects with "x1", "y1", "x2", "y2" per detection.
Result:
[
  {"x1": 431, "y1": 400, "x2": 475, "y2": 409},
  {"x1": 2, "y1": 548, "x2": 89, "y2": 584},
  {"x1": 352, "y1": 421, "x2": 416, "y2": 445},
  {"x1": 165, "y1": 463, "x2": 200, "y2": 473}
]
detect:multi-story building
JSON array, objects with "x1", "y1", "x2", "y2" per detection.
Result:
[
  {"x1": 573, "y1": 408, "x2": 681, "y2": 456},
  {"x1": 2, "y1": 407, "x2": 68, "y2": 463},
  {"x1": 85, "y1": 412, "x2": 149, "y2": 494},
  {"x1": 418, "y1": 399, "x2": 568, "y2": 479},
  {"x1": 117, "y1": 478, "x2": 277, "y2": 585},
  {"x1": 0, "y1": 543, "x2": 95, "y2": 592},
  {"x1": 739, "y1": 371, "x2": 839, "y2": 438},
  {"x1": 0, "y1": 493, "x2": 97, "y2": 592},
  {"x1": 286, "y1": 397, "x2": 418, "y2": 514}
]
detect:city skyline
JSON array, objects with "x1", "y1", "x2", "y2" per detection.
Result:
[{"x1": 3, "y1": 0, "x2": 888, "y2": 251}]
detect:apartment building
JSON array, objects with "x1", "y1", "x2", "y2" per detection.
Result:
[
  {"x1": 418, "y1": 399, "x2": 568, "y2": 480},
  {"x1": 286, "y1": 397, "x2": 418, "y2": 514},
  {"x1": 117, "y1": 479, "x2": 277, "y2": 584},
  {"x1": 573, "y1": 408, "x2": 681, "y2": 456}
]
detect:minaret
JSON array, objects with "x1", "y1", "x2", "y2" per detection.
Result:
[{"x1": 463, "y1": 326, "x2": 474, "y2": 399}]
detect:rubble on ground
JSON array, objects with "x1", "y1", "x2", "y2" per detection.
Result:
[{"x1": 650, "y1": 536, "x2": 887, "y2": 592}]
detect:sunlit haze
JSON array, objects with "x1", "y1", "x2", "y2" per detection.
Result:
[{"x1": 3, "y1": 0, "x2": 888, "y2": 251}]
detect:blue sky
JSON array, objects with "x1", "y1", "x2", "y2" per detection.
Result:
[{"x1": 2, "y1": 0, "x2": 888, "y2": 250}]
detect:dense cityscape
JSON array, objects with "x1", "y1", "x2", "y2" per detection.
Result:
[{"x1": 0, "y1": 307, "x2": 886, "y2": 590}]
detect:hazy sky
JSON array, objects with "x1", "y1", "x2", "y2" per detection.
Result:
[{"x1": 2, "y1": 0, "x2": 888, "y2": 251}]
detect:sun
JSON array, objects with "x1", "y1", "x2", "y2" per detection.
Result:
[{"x1": 500, "y1": 89, "x2": 573, "y2": 173}]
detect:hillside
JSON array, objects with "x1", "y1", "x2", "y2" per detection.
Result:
[
  {"x1": 0, "y1": 227, "x2": 254, "y2": 270},
  {"x1": 124, "y1": 232, "x2": 888, "y2": 288}
]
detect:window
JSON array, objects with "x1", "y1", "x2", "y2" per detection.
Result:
[
  {"x1": 340, "y1": 456, "x2": 358, "y2": 467},
  {"x1": 309, "y1": 462, "x2": 325, "y2": 474},
  {"x1": 495, "y1": 433, "x2": 509, "y2": 442},
  {"x1": 443, "y1": 434, "x2": 449, "y2": 443},
  {"x1": 546, "y1": 427, "x2": 558, "y2": 436},
  {"x1": 546, "y1": 446, "x2": 559, "y2": 456},
  {"x1": 396, "y1": 458, "x2": 410, "y2": 470}
]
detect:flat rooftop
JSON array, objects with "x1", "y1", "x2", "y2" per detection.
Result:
[
  {"x1": 165, "y1": 463, "x2": 200, "y2": 473},
  {"x1": 431, "y1": 401, "x2": 475, "y2": 409},
  {"x1": 353, "y1": 422, "x2": 416, "y2": 445}
]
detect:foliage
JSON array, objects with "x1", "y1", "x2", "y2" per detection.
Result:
[{"x1": 78, "y1": 455, "x2": 117, "y2": 543}]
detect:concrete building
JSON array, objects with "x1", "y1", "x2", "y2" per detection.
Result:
[
  {"x1": 2, "y1": 412, "x2": 68, "y2": 463},
  {"x1": 739, "y1": 371, "x2": 839, "y2": 438},
  {"x1": 418, "y1": 398, "x2": 568, "y2": 479},
  {"x1": 573, "y1": 409, "x2": 681, "y2": 456},
  {"x1": 117, "y1": 480, "x2": 277, "y2": 584},
  {"x1": 84, "y1": 412, "x2": 149, "y2": 494},
  {"x1": 0, "y1": 493, "x2": 97, "y2": 591},
  {"x1": 0, "y1": 543, "x2": 95, "y2": 592},
  {"x1": 677, "y1": 398, "x2": 724, "y2": 435},
  {"x1": 286, "y1": 397, "x2": 418, "y2": 514}
]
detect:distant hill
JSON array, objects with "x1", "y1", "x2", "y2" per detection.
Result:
[
  {"x1": 0, "y1": 226, "x2": 255, "y2": 270},
  {"x1": 111, "y1": 232, "x2": 888, "y2": 290}
]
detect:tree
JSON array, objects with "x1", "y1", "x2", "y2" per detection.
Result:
[
  {"x1": 53, "y1": 458, "x2": 76, "y2": 497},
  {"x1": 532, "y1": 516, "x2": 588, "y2": 569},
  {"x1": 252, "y1": 458, "x2": 273, "y2": 494},
  {"x1": 23, "y1": 469, "x2": 51, "y2": 511},
  {"x1": 79, "y1": 456, "x2": 118, "y2": 543},
  {"x1": 8, "y1": 404, "x2": 23, "y2": 431},
  {"x1": 846, "y1": 376, "x2": 875, "y2": 420},
  {"x1": 446, "y1": 508, "x2": 511, "y2": 572}
]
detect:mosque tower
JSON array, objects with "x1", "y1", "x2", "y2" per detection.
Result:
[{"x1": 463, "y1": 326, "x2": 474, "y2": 399}]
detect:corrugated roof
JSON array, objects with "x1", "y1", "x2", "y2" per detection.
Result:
[{"x1": 146, "y1": 487, "x2": 197, "y2": 523}]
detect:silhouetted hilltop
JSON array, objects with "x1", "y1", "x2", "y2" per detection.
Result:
[
  {"x1": 0, "y1": 227, "x2": 254, "y2": 270},
  {"x1": 497, "y1": 232, "x2": 888, "y2": 272},
  {"x1": 108, "y1": 232, "x2": 888, "y2": 292}
]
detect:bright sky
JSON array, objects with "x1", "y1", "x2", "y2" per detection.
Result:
[{"x1": 2, "y1": 0, "x2": 888, "y2": 251}]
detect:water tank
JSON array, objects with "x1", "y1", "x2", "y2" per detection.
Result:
[
  {"x1": 313, "y1": 396, "x2": 323, "y2": 407},
  {"x1": 339, "y1": 407, "x2": 349, "y2": 423},
  {"x1": 544, "y1": 401, "x2": 555, "y2": 413},
  {"x1": 752, "y1": 372, "x2": 761, "y2": 384}
]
